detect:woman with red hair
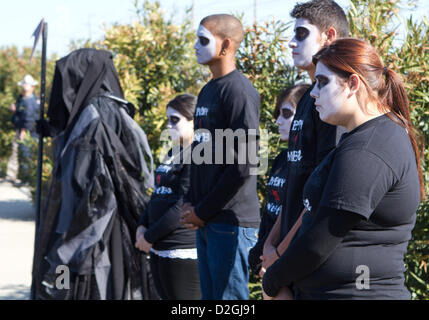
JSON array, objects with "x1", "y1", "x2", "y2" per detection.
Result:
[{"x1": 262, "y1": 38, "x2": 424, "y2": 300}]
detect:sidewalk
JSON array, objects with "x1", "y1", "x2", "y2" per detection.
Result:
[{"x1": 0, "y1": 179, "x2": 35, "y2": 300}]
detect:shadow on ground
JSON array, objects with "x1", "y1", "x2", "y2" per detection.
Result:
[
  {"x1": 0, "y1": 200, "x2": 34, "y2": 221},
  {"x1": 0, "y1": 284, "x2": 30, "y2": 300}
]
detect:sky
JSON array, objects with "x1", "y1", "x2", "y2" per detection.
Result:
[{"x1": 0, "y1": 0, "x2": 427, "y2": 57}]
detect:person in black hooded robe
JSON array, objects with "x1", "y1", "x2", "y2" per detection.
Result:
[{"x1": 32, "y1": 48, "x2": 158, "y2": 300}]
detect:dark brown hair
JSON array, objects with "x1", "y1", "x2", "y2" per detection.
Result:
[
  {"x1": 291, "y1": 0, "x2": 349, "y2": 38},
  {"x1": 274, "y1": 84, "x2": 311, "y2": 119},
  {"x1": 313, "y1": 38, "x2": 425, "y2": 199},
  {"x1": 167, "y1": 94, "x2": 197, "y2": 121}
]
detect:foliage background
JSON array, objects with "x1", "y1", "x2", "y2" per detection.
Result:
[{"x1": 0, "y1": 0, "x2": 427, "y2": 300}]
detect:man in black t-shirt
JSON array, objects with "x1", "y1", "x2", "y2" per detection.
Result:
[
  {"x1": 180, "y1": 14, "x2": 260, "y2": 300},
  {"x1": 260, "y1": 0, "x2": 350, "y2": 298}
]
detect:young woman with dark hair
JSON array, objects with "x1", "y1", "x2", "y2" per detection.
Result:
[
  {"x1": 248, "y1": 84, "x2": 310, "y2": 278},
  {"x1": 263, "y1": 38, "x2": 424, "y2": 300},
  {"x1": 135, "y1": 94, "x2": 201, "y2": 300}
]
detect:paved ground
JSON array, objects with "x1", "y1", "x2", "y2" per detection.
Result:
[{"x1": 0, "y1": 179, "x2": 35, "y2": 300}]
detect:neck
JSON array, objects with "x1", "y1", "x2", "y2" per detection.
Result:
[
  {"x1": 23, "y1": 91, "x2": 33, "y2": 98},
  {"x1": 209, "y1": 58, "x2": 236, "y2": 79},
  {"x1": 344, "y1": 102, "x2": 384, "y2": 132},
  {"x1": 306, "y1": 65, "x2": 316, "y2": 82}
]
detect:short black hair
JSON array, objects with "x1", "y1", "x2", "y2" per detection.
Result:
[
  {"x1": 291, "y1": 0, "x2": 349, "y2": 38},
  {"x1": 167, "y1": 94, "x2": 197, "y2": 121}
]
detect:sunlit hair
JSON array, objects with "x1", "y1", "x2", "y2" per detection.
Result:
[
  {"x1": 274, "y1": 84, "x2": 311, "y2": 119},
  {"x1": 313, "y1": 38, "x2": 425, "y2": 199}
]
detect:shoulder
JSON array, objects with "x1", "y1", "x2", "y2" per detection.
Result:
[
  {"x1": 340, "y1": 116, "x2": 412, "y2": 171},
  {"x1": 221, "y1": 71, "x2": 260, "y2": 102}
]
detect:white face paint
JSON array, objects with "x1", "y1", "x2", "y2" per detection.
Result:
[
  {"x1": 194, "y1": 24, "x2": 217, "y2": 65},
  {"x1": 276, "y1": 102, "x2": 295, "y2": 141},
  {"x1": 310, "y1": 62, "x2": 349, "y2": 126},
  {"x1": 166, "y1": 107, "x2": 194, "y2": 144},
  {"x1": 289, "y1": 18, "x2": 323, "y2": 69}
]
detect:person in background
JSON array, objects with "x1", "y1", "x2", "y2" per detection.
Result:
[
  {"x1": 10, "y1": 74, "x2": 40, "y2": 140},
  {"x1": 136, "y1": 94, "x2": 201, "y2": 300},
  {"x1": 7, "y1": 74, "x2": 40, "y2": 182},
  {"x1": 248, "y1": 84, "x2": 310, "y2": 277}
]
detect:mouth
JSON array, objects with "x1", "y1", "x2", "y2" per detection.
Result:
[{"x1": 292, "y1": 52, "x2": 299, "y2": 56}]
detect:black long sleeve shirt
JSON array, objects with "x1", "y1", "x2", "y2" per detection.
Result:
[{"x1": 139, "y1": 147, "x2": 196, "y2": 250}]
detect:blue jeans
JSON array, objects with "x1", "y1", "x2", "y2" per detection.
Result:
[{"x1": 196, "y1": 223, "x2": 258, "y2": 300}]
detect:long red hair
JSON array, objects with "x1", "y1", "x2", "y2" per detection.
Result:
[{"x1": 313, "y1": 38, "x2": 425, "y2": 200}]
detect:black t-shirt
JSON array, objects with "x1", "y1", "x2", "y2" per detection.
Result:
[
  {"x1": 248, "y1": 149, "x2": 288, "y2": 273},
  {"x1": 280, "y1": 84, "x2": 337, "y2": 239},
  {"x1": 295, "y1": 114, "x2": 420, "y2": 299},
  {"x1": 188, "y1": 69, "x2": 261, "y2": 228},
  {"x1": 139, "y1": 147, "x2": 196, "y2": 250}
]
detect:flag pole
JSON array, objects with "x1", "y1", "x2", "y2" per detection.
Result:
[{"x1": 30, "y1": 18, "x2": 47, "y2": 300}]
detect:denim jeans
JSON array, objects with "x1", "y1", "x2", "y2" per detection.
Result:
[{"x1": 196, "y1": 223, "x2": 258, "y2": 300}]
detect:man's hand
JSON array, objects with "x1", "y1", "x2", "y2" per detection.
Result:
[
  {"x1": 10, "y1": 103, "x2": 16, "y2": 113},
  {"x1": 135, "y1": 225, "x2": 152, "y2": 253},
  {"x1": 180, "y1": 203, "x2": 204, "y2": 229}
]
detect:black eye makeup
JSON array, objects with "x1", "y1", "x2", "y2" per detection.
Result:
[
  {"x1": 281, "y1": 108, "x2": 295, "y2": 119},
  {"x1": 295, "y1": 27, "x2": 310, "y2": 42},
  {"x1": 199, "y1": 36, "x2": 210, "y2": 46},
  {"x1": 168, "y1": 115, "x2": 181, "y2": 125},
  {"x1": 315, "y1": 75, "x2": 329, "y2": 89}
]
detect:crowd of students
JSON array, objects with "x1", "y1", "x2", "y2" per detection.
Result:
[
  {"x1": 33, "y1": 0, "x2": 424, "y2": 300},
  {"x1": 135, "y1": 0, "x2": 423, "y2": 300}
]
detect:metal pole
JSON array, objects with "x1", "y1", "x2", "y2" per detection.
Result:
[{"x1": 31, "y1": 21, "x2": 47, "y2": 300}]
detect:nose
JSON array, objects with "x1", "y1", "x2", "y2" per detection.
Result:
[
  {"x1": 194, "y1": 40, "x2": 199, "y2": 50},
  {"x1": 276, "y1": 116, "x2": 283, "y2": 126},
  {"x1": 167, "y1": 123, "x2": 173, "y2": 129},
  {"x1": 310, "y1": 86, "x2": 319, "y2": 99},
  {"x1": 289, "y1": 37, "x2": 297, "y2": 49}
]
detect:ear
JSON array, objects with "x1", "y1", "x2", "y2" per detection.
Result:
[
  {"x1": 324, "y1": 27, "x2": 337, "y2": 45},
  {"x1": 220, "y1": 38, "x2": 232, "y2": 55},
  {"x1": 347, "y1": 74, "x2": 360, "y2": 97}
]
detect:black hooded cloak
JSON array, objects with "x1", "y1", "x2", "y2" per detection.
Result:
[{"x1": 32, "y1": 48, "x2": 157, "y2": 300}]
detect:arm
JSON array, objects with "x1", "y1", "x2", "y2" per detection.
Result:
[
  {"x1": 260, "y1": 208, "x2": 306, "y2": 276},
  {"x1": 262, "y1": 206, "x2": 363, "y2": 297},
  {"x1": 263, "y1": 149, "x2": 393, "y2": 297}
]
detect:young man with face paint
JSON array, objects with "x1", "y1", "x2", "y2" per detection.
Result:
[
  {"x1": 259, "y1": 0, "x2": 349, "y2": 299},
  {"x1": 180, "y1": 14, "x2": 261, "y2": 300},
  {"x1": 136, "y1": 94, "x2": 202, "y2": 300}
]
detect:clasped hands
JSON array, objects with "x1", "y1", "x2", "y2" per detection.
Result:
[
  {"x1": 260, "y1": 244, "x2": 293, "y2": 300},
  {"x1": 179, "y1": 202, "x2": 205, "y2": 230}
]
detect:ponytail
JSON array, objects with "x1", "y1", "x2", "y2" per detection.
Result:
[
  {"x1": 383, "y1": 68, "x2": 426, "y2": 200},
  {"x1": 313, "y1": 38, "x2": 426, "y2": 200}
]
